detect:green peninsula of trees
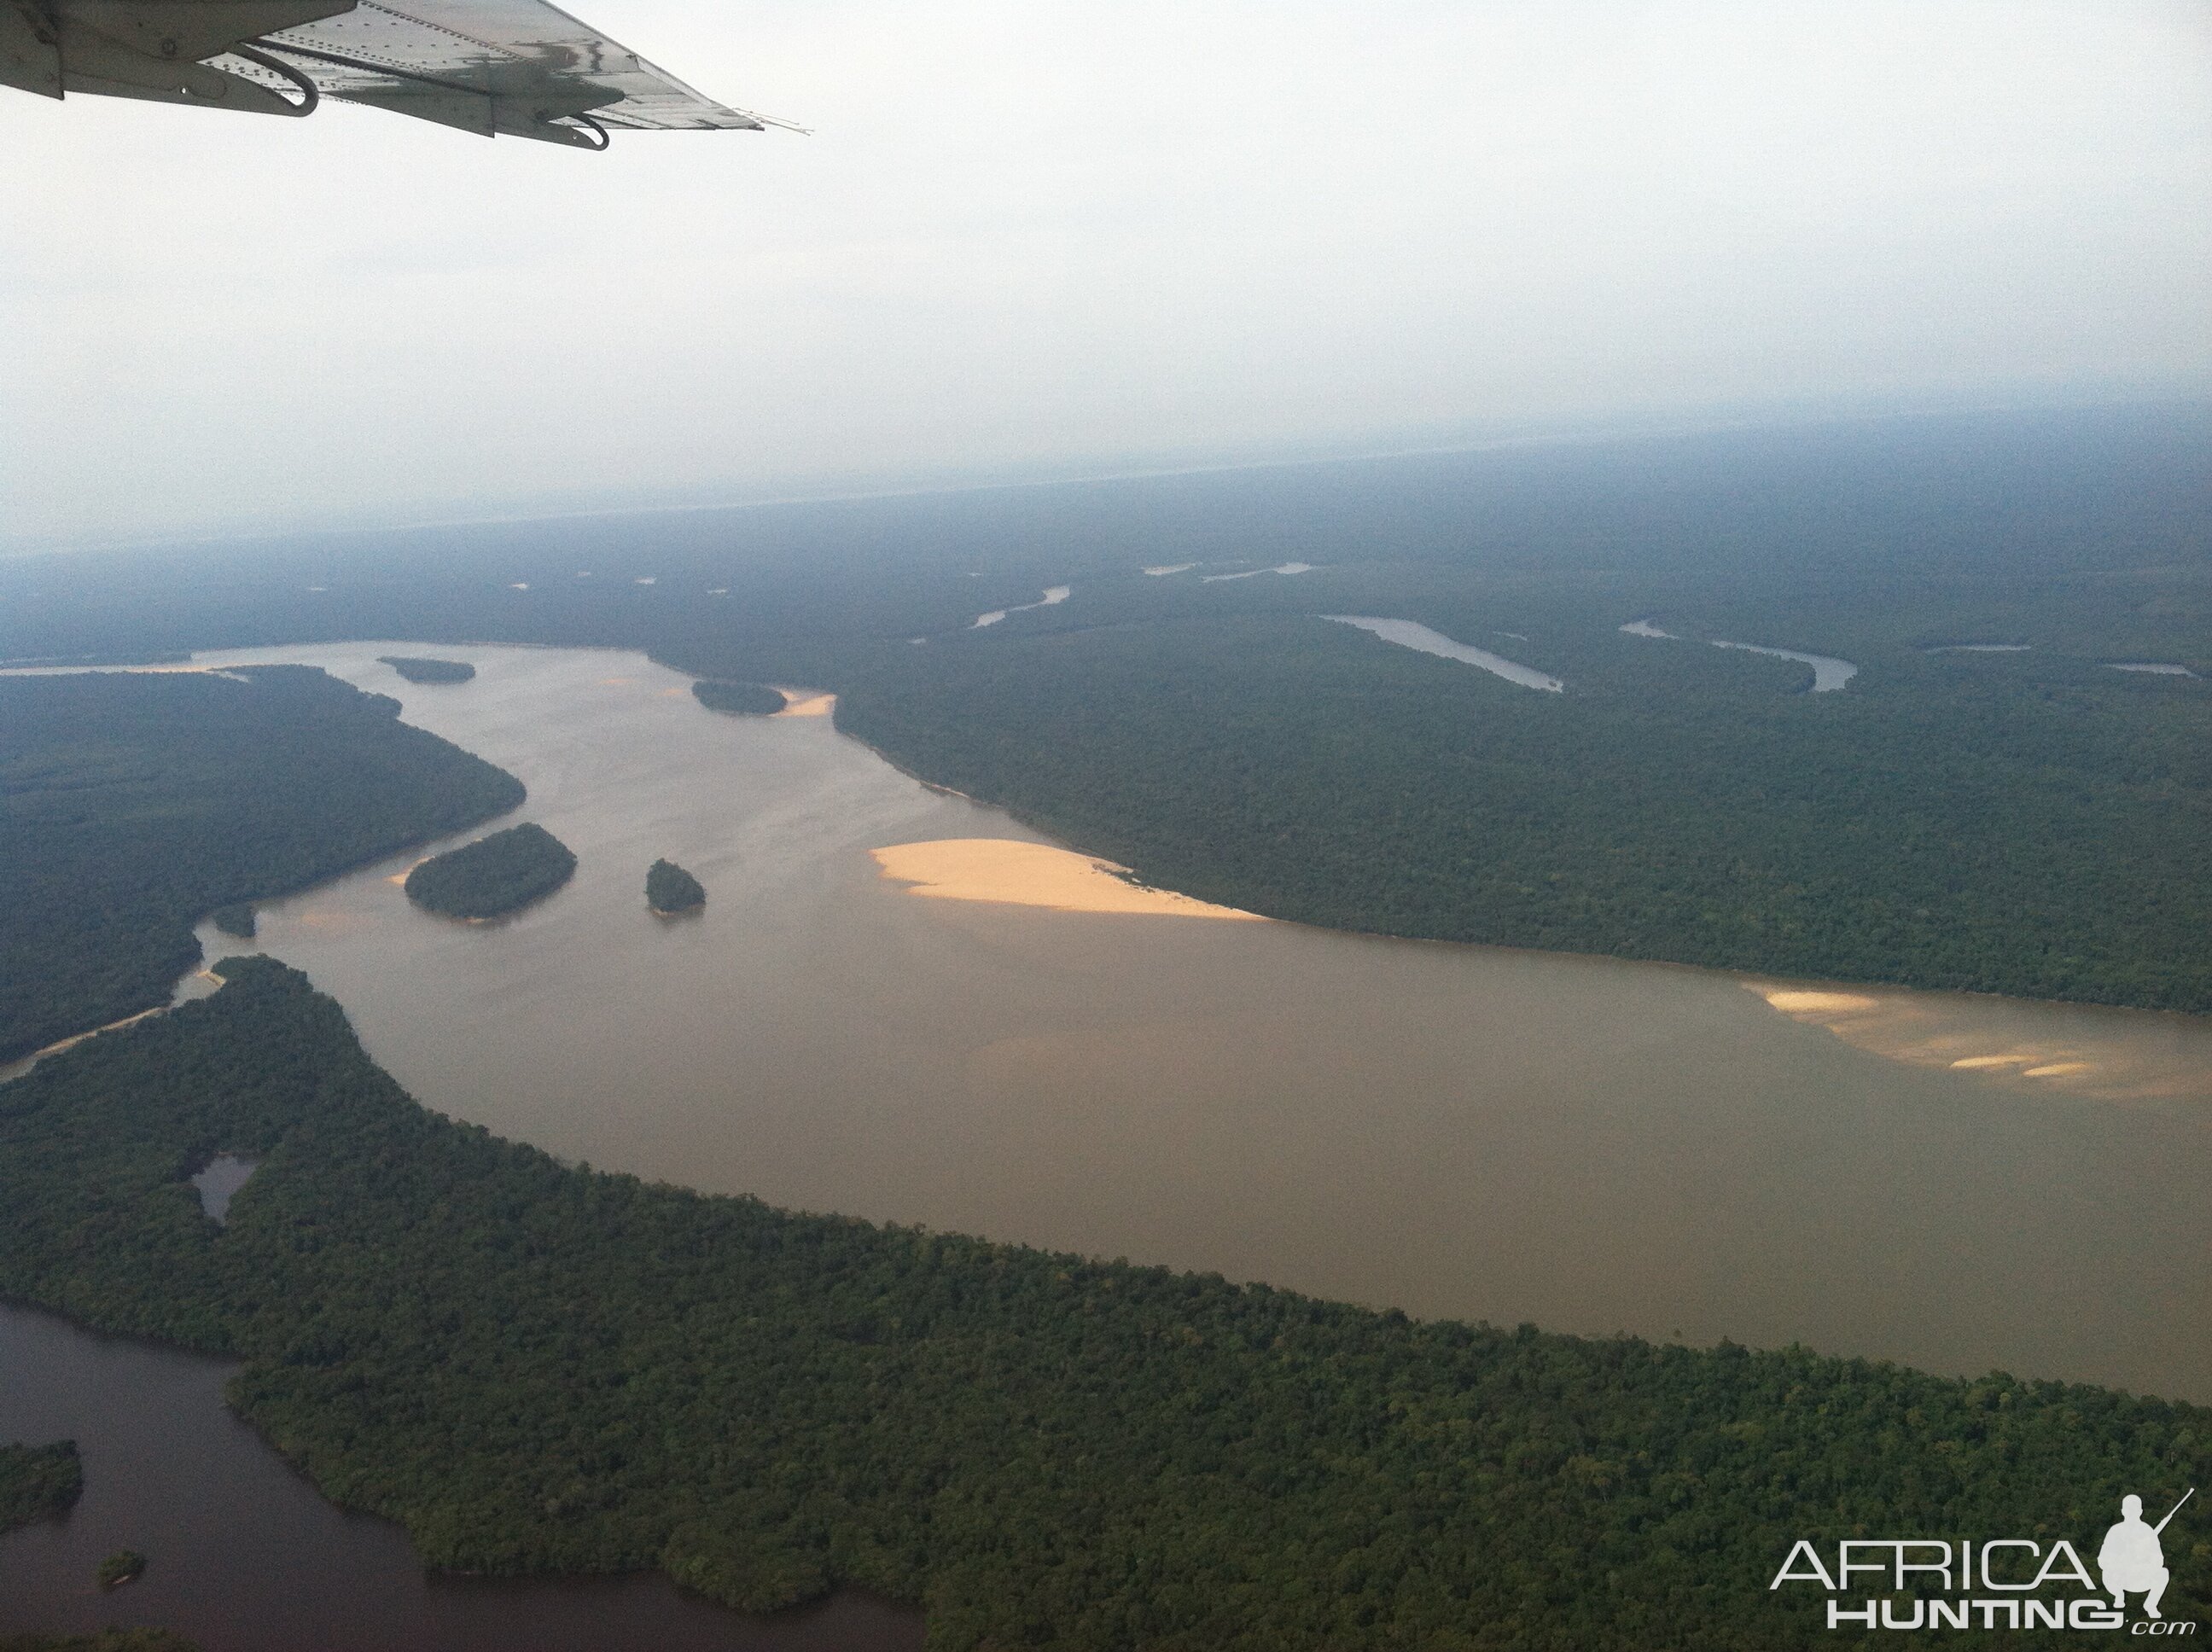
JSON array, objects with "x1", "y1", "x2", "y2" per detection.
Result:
[
  {"x1": 0, "y1": 667, "x2": 525, "y2": 1062},
  {"x1": 0, "y1": 1442, "x2": 82, "y2": 1533},
  {"x1": 377, "y1": 655, "x2": 476, "y2": 684},
  {"x1": 646, "y1": 858, "x2": 705, "y2": 914},
  {"x1": 1, "y1": 959, "x2": 2202, "y2": 1650},
  {"x1": 691, "y1": 678, "x2": 785, "y2": 716},
  {"x1": 404, "y1": 823, "x2": 576, "y2": 919}
]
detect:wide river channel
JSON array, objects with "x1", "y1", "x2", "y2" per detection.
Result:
[{"x1": 5, "y1": 639, "x2": 2209, "y2": 1644}]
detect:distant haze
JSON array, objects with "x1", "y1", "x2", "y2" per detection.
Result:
[{"x1": 3, "y1": 0, "x2": 2208, "y2": 550}]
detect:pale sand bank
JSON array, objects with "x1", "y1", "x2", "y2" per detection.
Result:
[
  {"x1": 3, "y1": 970, "x2": 230, "y2": 1084},
  {"x1": 871, "y1": 839, "x2": 1265, "y2": 920},
  {"x1": 1746, "y1": 980, "x2": 2209, "y2": 1102},
  {"x1": 771, "y1": 687, "x2": 837, "y2": 718}
]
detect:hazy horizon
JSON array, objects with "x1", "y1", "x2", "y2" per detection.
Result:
[{"x1": 6, "y1": 0, "x2": 2209, "y2": 552}]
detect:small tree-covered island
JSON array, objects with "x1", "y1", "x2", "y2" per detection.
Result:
[
  {"x1": 646, "y1": 858, "x2": 706, "y2": 914},
  {"x1": 95, "y1": 1550, "x2": 146, "y2": 1591},
  {"x1": 403, "y1": 823, "x2": 577, "y2": 920},
  {"x1": 691, "y1": 678, "x2": 786, "y2": 716},
  {"x1": 377, "y1": 656, "x2": 476, "y2": 685},
  {"x1": 0, "y1": 1442, "x2": 82, "y2": 1533}
]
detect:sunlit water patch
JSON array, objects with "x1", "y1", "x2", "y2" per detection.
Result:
[
  {"x1": 1708, "y1": 640, "x2": 1857, "y2": 691},
  {"x1": 1620, "y1": 622, "x2": 1858, "y2": 689},
  {"x1": 1200, "y1": 562, "x2": 1315, "y2": 582},
  {"x1": 1324, "y1": 616, "x2": 1564, "y2": 691},
  {"x1": 971, "y1": 586, "x2": 1070, "y2": 628},
  {"x1": 189, "y1": 1153, "x2": 260, "y2": 1224}
]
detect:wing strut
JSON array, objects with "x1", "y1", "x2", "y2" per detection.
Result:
[{"x1": 229, "y1": 42, "x2": 317, "y2": 113}]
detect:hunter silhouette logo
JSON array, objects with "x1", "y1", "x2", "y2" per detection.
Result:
[
  {"x1": 2104, "y1": 1491, "x2": 2193, "y2": 1621},
  {"x1": 1771, "y1": 1488, "x2": 2197, "y2": 1632}
]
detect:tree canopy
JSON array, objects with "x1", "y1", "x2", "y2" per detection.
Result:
[
  {"x1": 1, "y1": 960, "x2": 2202, "y2": 1649},
  {"x1": 645, "y1": 858, "x2": 705, "y2": 914},
  {"x1": 403, "y1": 823, "x2": 576, "y2": 920},
  {"x1": 691, "y1": 679, "x2": 786, "y2": 716},
  {"x1": 0, "y1": 667, "x2": 524, "y2": 1062},
  {"x1": 0, "y1": 1443, "x2": 81, "y2": 1533},
  {"x1": 376, "y1": 656, "x2": 476, "y2": 685}
]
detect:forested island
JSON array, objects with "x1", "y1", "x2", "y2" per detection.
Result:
[
  {"x1": 95, "y1": 1551, "x2": 145, "y2": 1591},
  {"x1": 0, "y1": 411, "x2": 2201, "y2": 1009},
  {"x1": 377, "y1": 655, "x2": 476, "y2": 684},
  {"x1": 690, "y1": 678, "x2": 785, "y2": 715},
  {"x1": 403, "y1": 823, "x2": 576, "y2": 919},
  {"x1": 0, "y1": 957, "x2": 2203, "y2": 1649},
  {"x1": 0, "y1": 1442, "x2": 81, "y2": 1533},
  {"x1": 646, "y1": 858, "x2": 705, "y2": 914},
  {"x1": 0, "y1": 667, "x2": 525, "y2": 1062}
]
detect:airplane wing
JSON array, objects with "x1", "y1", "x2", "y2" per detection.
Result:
[{"x1": 2, "y1": 0, "x2": 785, "y2": 147}]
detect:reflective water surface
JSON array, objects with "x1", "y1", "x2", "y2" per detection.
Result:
[{"x1": 1325, "y1": 616, "x2": 1565, "y2": 691}]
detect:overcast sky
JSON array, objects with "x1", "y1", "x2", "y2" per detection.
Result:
[{"x1": 3, "y1": 0, "x2": 2208, "y2": 551}]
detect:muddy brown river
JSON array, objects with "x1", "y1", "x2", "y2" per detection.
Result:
[{"x1": 5, "y1": 638, "x2": 2208, "y2": 1645}]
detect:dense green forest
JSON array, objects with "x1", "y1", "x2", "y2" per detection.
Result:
[
  {"x1": 0, "y1": 1442, "x2": 81, "y2": 1532},
  {"x1": 0, "y1": 1634, "x2": 197, "y2": 1652},
  {"x1": 691, "y1": 678, "x2": 786, "y2": 715},
  {"x1": 0, "y1": 407, "x2": 2203, "y2": 1006},
  {"x1": 376, "y1": 655, "x2": 475, "y2": 684},
  {"x1": 0, "y1": 668, "x2": 525, "y2": 1062},
  {"x1": 0, "y1": 960, "x2": 2203, "y2": 1649},
  {"x1": 645, "y1": 858, "x2": 706, "y2": 913},
  {"x1": 403, "y1": 823, "x2": 576, "y2": 919},
  {"x1": 827, "y1": 589, "x2": 2212, "y2": 1009}
]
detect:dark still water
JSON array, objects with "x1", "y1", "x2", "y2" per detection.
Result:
[{"x1": 0, "y1": 1303, "x2": 922, "y2": 1652}]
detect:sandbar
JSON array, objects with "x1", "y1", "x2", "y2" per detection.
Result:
[
  {"x1": 871, "y1": 839, "x2": 1265, "y2": 920},
  {"x1": 771, "y1": 687, "x2": 837, "y2": 718},
  {"x1": 1756, "y1": 989, "x2": 1880, "y2": 1015},
  {"x1": 1743, "y1": 980, "x2": 2204, "y2": 1102}
]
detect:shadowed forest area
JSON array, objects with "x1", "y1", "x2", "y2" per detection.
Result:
[
  {"x1": 0, "y1": 668, "x2": 524, "y2": 1062},
  {"x1": 2, "y1": 958, "x2": 2204, "y2": 1649},
  {"x1": 0, "y1": 1442, "x2": 81, "y2": 1533}
]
